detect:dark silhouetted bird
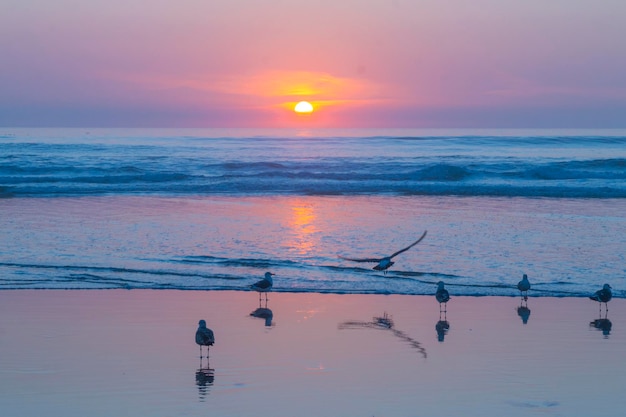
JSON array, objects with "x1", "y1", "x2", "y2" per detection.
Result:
[
  {"x1": 339, "y1": 231, "x2": 427, "y2": 274},
  {"x1": 589, "y1": 283, "x2": 612, "y2": 312},
  {"x1": 517, "y1": 274, "x2": 531, "y2": 299},
  {"x1": 436, "y1": 281, "x2": 450, "y2": 313},
  {"x1": 251, "y1": 272, "x2": 274, "y2": 301},
  {"x1": 195, "y1": 319, "x2": 215, "y2": 358}
]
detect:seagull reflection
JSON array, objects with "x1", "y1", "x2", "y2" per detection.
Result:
[
  {"x1": 250, "y1": 299, "x2": 274, "y2": 327},
  {"x1": 590, "y1": 317, "x2": 612, "y2": 338},
  {"x1": 517, "y1": 304, "x2": 531, "y2": 324},
  {"x1": 435, "y1": 320, "x2": 450, "y2": 342},
  {"x1": 338, "y1": 312, "x2": 427, "y2": 358},
  {"x1": 195, "y1": 357, "x2": 215, "y2": 401},
  {"x1": 517, "y1": 296, "x2": 531, "y2": 324}
]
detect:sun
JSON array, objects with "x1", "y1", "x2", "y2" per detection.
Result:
[{"x1": 294, "y1": 101, "x2": 314, "y2": 114}]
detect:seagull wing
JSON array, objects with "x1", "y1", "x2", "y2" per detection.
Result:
[
  {"x1": 252, "y1": 279, "x2": 272, "y2": 290},
  {"x1": 196, "y1": 328, "x2": 215, "y2": 345},
  {"x1": 389, "y1": 230, "x2": 428, "y2": 259},
  {"x1": 338, "y1": 255, "x2": 384, "y2": 263}
]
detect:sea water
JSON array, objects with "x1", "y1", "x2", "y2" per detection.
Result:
[{"x1": 1, "y1": 128, "x2": 625, "y2": 296}]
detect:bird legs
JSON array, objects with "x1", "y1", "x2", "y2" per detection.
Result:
[
  {"x1": 439, "y1": 302, "x2": 447, "y2": 318},
  {"x1": 199, "y1": 345, "x2": 210, "y2": 359},
  {"x1": 599, "y1": 301, "x2": 609, "y2": 316}
]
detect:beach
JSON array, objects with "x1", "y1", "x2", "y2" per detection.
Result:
[
  {"x1": 1, "y1": 290, "x2": 624, "y2": 417},
  {"x1": 3, "y1": 0, "x2": 626, "y2": 412}
]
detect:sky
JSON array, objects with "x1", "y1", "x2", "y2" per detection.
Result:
[{"x1": 1, "y1": 0, "x2": 625, "y2": 128}]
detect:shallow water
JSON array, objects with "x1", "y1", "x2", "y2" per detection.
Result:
[
  {"x1": 2, "y1": 128, "x2": 625, "y2": 296},
  {"x1": 0, "y1": 290, "x2": 624, "y2": 417},
  {"x1": 0, "y1": 195, "x2": 624, "y2": 296}
]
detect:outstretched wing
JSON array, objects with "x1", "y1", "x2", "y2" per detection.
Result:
[
  {"x1": 389, "y1": 230, "x2": 428, "y2": 259},
  {"x1": 338, "y1": 255, "x2": 383, "y2": 263}
]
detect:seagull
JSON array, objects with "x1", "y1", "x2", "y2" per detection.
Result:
[
  {"x1": 436, "y1": 281, "x2": 450, "y2": 313},
  {"x1": 589, "y1": 283, "x2": 612, "y2": 312},
  {"x1": 251, "y1": 272, "x2": 274, "y2": 301},
  {"x1": 339, "y1": 230, "x2": 427, "y2": 274},
  {"x1": 195, "y1": 319, "x2": 215, "y2": 358},
  {"x1": 517, "y1": 274, "x2": 531, "y2": 300}
]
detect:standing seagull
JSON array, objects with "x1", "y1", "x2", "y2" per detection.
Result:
[
  {"x1": 517, "y1": 274, "x2": 531, "y2": 300},
  {"x1": 251, "y1": 272, "x2": 274, "y2": 301},
  {"x1": 339, "y1": 230, "x2": 427, "y2": 274},
  {"x1": 589, "y1": 283, "x2": 612, "y2": 313},
  {"x1": 195, "y1": 320, "x2": 215, "y2": 358},
  {"x1": 435, "y1": 281, "x2": 450, "y2": 314}
]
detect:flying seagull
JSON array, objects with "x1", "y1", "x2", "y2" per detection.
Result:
[
  {"x1": 517, "y1": 274, "x2": 531, "y2": 300},
  {"x1": 339, "y1": 230, "x2": 427, "y2": 274},
  {"x1": 589, "y1": 283, "x2": 612, "y2": 312},
  {"x1": 195, "y1": 319, "x2": 215, "y2": 358},
  {"x1": 251, "y1": 272, "x2": 275, "y2": 301}
]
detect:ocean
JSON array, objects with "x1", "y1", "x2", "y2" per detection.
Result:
[{"x1": 1, "y1": 128, "x2": 625, "y2": 296}]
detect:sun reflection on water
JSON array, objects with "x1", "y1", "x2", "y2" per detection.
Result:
[{"x1": 287, "y1": 200, "x2": 319, "y2": 255}]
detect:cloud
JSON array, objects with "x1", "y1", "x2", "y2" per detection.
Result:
[{"x1": 96, "y1": 69, "x2": 393, "y2": 110}]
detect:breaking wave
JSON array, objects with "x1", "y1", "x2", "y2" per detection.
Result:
[
  {"x1": 0, "y1": 259, "x2": 608, "y2": 297},
  {"x1": 2, "y1": 135, "x2": 625, "y2": 198}
]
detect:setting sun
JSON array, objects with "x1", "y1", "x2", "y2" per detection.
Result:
[{"x1": 294, "y1": 101, "x2": 314, "y2": 113}]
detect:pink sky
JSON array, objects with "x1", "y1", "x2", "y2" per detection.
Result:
[{"x1": 1, "y1": 0, "x2": 625, "y2": 128}]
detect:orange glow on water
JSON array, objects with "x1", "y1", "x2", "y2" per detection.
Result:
[{"x1": 287, "y1": 200, "x2": 318, "y2": 255}]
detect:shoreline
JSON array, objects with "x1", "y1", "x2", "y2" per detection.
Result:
[
  {"x1": 0, "y1": 287, "x2": 620, "y2": 300},
  {"x1": 2, "y1": 195, "x2": 623, "y2": 297},
  {"x1": 1, "y1": 290, "x2": 624, "y2": 416}
]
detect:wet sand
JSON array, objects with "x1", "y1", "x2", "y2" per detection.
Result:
[{"x1": 0, "y1": 290, "x2": 624, "y2": 417}]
